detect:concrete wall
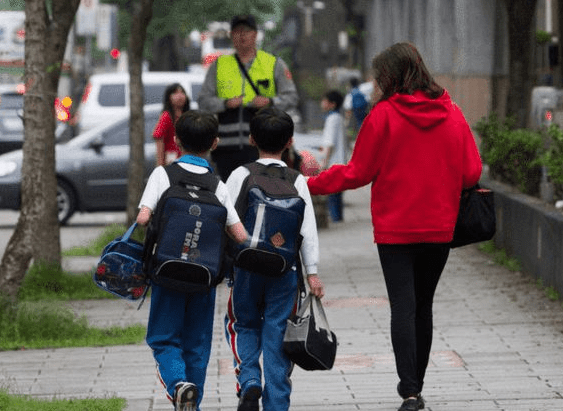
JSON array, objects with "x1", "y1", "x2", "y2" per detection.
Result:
[
  {"x1": 483, "y1": 179, "x2": 563, "y2": 296},
  {"x1": 364, "y1": 0, "x2": 510, "y2": 125}
]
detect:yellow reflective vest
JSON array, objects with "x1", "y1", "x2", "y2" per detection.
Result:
[
  {"x1": 217, "y1": 50, "x2": 277, "y2": 102},
  {"x1": 216, "y1": 51, "x2": 277, "y2": 141}
]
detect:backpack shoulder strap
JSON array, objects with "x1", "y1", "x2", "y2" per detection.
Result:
[
  {"x1": 243, "y1": 161, "x2": 301, "y2": 185},
  {"x1": 164, "y1": 163, "x2": 220, "y2": 193}
]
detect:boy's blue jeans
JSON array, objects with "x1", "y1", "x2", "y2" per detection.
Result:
[
  {"x1": 146, "y1": 284, "x2": 216, "y2": 410},
  {"x1": 225, "y1": 267, "x2": 299, "y2": 411},
  {"x1": 327, "y1": 192, "x2": 343, "y2": 222}
]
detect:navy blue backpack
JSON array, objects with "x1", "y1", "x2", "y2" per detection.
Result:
[
  {"x1": 143, "y1": 163, "x2": 228, "y2": 293},
  {"x1": 232, "y1": 162, "x2": 305, "y2": 277},
  {"x1": 351, "y1": 88, "x2": 369, "y2": 124}
]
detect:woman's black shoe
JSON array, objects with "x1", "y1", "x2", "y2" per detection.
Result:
[
  {"x1": 398, "y1": 398, "x2": 419, "y2": 411},
  {"x1": 417, "y1": 394, "x2": 425, "y2": 409}
]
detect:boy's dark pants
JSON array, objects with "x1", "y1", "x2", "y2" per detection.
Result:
[
  {"x1": 146, "y1": 284, "x2": 216, "y2": 409},
  {"x1": 225, "y1": 268, "x2": 299, "y2": 411}
]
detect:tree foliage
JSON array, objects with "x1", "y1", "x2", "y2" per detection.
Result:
[{"x1": 102, "y1": 0, "x2": 277, "y2": 65}]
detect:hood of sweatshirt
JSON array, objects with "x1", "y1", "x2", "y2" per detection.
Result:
[{"x1": 387, "y1": 90, "x2": 451, "y2": 129}]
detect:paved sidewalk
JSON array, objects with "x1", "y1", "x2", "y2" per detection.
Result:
[{"x1": 1, "y1": 185, "x2": 563, "y2": 410}]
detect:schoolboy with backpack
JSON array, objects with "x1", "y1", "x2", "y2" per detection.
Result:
[
  {"x1": 223, "y1": 107, "x2": 325, "y2": 411},
  {"x1": 350, "y1": 77, "x2": 369, "y2": 127},
  {"x1": 136, "y1": 111, "x2": 247, "y2": 411}
]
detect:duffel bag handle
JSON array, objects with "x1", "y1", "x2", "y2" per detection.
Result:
[
  {"x1": 310, "y1": 295, "x2": 334, "y2": 342},
  {"x1": 294, "y1": 294, "x2": 334, "y2": 342},
  {"x1": 122, "y1": 222, "x2": 138, "y2": 242},
  {"x1": 295, "y1": 293, "x2": 312, "y2": 318}
]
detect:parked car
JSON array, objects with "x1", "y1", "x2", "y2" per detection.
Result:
[
  {"x1": 0, "y1": 83, "x2": 74, "y2": 155},
  {"x1": 76, "y1": 70, "x2": 205, "y2": 133},
  {"x1": 293, "y1": 131, "x2": 324, "y2": 163},
  {"x1": 0, "y1": 84, "x2": 24, "y2": 155},
  {"x1": 0, "y1": 106, "x2": 161, "y2": 224}
]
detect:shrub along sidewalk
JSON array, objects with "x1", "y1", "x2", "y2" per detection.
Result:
[{"x1": 475, "y1": 113, "x2": 563, "y2": 201}]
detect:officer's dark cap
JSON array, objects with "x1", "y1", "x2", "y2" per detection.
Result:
[{"x1": 231, "y1": 14, "x2": 257, "y2": 31}]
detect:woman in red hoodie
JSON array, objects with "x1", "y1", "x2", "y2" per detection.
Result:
[{"x1": 307, "y1": 42, "x2": 482, "y2": 411}]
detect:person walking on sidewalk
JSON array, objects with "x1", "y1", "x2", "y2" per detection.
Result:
[
  {"x1": 319, "y1": 90, "x2": 347, "y2": 222},
  {"x1": 137, "y1": 111, "x2": 247, "y2": 411},
  {"x1": 198, "y1": 14, "x2": 298, "y2": 181},
  {"x1": 224, "y1": 107, "x2": 324, "y2": 411},
  {"x1": 153, "y1": 83, "x2": 191, "y2": 166},
  {"x1": 306, "y1": 42, "x2": 482, "y2": 411},
  {"x1": 346, "y1": 77, "x2": 369, "y2": 131}
]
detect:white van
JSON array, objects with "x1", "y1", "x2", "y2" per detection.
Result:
[
  {"x1": 76, "y1": 71, "x2": 205, "y2": 132},
  {"x1": 0, "y1": 11, "x2": 25, "y2": 63}
]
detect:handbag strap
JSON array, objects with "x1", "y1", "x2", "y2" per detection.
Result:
[{"x1": 234, "y1": 54, "x2": 262, "y2": 97}]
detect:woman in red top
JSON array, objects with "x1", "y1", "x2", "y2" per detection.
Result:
[
  {"x1": 153, "y1": 83, "x2": 190, "y2": 166},
  {"x1": 307, "y1": 43, "x2": 482, "y2": 411}
]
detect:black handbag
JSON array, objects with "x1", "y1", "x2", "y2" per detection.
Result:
[
  {"x1": 283, "y1": 294, "x2": 337, "y2": 371},
  {"x1": 450, "y1": 185, "x2": 496, "y2": 248}
]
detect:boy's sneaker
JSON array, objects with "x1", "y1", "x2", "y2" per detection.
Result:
[
  {"x1": 237, "y1": 384, "x2": 262, "y2": 411},
  {"x1": 173, "y1": 382, "x2": 198, "y2": 411}
]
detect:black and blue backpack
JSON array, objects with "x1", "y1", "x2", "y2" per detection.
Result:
[
  {"x1": 232, "y1": 162, "x2": 305, "y2": 277},
  {"x1": 143, "y1": 162, "x2": 228, "y2": 293}
]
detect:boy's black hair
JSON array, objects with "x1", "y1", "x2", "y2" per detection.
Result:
[
  {"x1": 325, "y1": 90, "x2": 344, "y2": 111},
  {"x1": 175, "y1": 110, "x2": 218, "y2": 153},
  {"x1": 350, "y1": 77, "x2": 360, "y2": 88},
  {"x1": 250, "y1": 107, "x2": 294, "y2": 154}
]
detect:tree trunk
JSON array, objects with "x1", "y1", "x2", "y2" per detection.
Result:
[
  {"x1": 503, "y1": 0, "x2": 539, "y2": 128},
  {"x1": 558, "y1": 0, "x2": 563, "y2": 86},
  {"x1": 0, "y1": 0, "x2": 79, "y2": 299},
  {"x1": 126, "y1": 0, "x2": 154, "y2": 226},
  {"x1": 151, "y1": 34, "x2": 182, "y2": 71},
  {"x1": 36, "y1": 0, "x2": 80, "y2": 262}
]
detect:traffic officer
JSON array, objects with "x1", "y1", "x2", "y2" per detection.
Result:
[{"x1": 198, "y1": 14, "x2": 299, "y2": 180}]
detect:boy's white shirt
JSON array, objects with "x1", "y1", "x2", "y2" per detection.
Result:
[
  {"x1": 322, "y1": 111, "x2": 347, "y2": 166},
  {"x1": 226, "y1": 158, "x2": 319, "y2": 276},
  {"x1": 138, "y1": 162, "x2": 241, "y2": 227}
]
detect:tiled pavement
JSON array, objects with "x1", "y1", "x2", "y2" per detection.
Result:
[{"x1": 1, "y1": 185, "x2": 563, "y2": 410}]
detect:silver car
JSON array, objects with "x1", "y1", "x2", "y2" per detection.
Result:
[{"x1": 0, "y1": 107, "x2": 161, "y2": 224}]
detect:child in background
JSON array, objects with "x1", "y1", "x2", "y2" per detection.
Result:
[
  {"x1": 320, "y1": 90, "x2": 347, "y2": 222},
  {"x1": 224, "y1": 107, "x2": 324, "y2": 411},
  {"x1": 137, "y1": 111, "x2": 247, "y2": 411},
  {"x1": 153, "y1": 83, "x2": 191, "y2": 166}
]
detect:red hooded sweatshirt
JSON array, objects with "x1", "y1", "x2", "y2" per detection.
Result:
[{"x1": 307, "y1": 90, "x2": 482, "y2": 244}]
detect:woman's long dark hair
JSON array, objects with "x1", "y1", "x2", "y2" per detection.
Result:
[
  {"x1": 162, "y1": 83, "x2": 190, "y2": 120},
  {"x1": 372, "y1": 42, "x2": 443, "y2": 101}
]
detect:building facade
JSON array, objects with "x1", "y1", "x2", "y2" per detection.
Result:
[{"x1": 363, "y1": 0, "x2": 560, "y2": 126}]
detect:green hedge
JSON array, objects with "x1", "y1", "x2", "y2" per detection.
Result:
[
  {"x1": 542, "y1": 124, "x2": 563, "y2": 199},
  {"x1": 474, "y1": 114, "x2": 563, "y2": 199}
]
